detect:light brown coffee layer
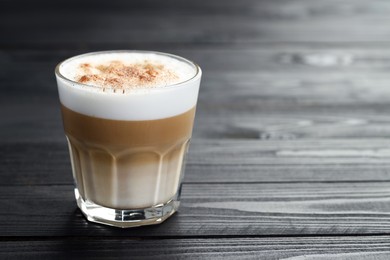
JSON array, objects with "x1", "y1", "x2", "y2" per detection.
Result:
[{"x1": 61, "y1": 105, "x2": 196, "y2": 209}]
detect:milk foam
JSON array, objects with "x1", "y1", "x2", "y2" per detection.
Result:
[{"x1": 56, "y1": 51, "x2": 201, "y2": 120}]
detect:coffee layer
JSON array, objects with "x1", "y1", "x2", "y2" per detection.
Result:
[{"x1": 62, "y1": 105, "x2": 196, "y2": 209}]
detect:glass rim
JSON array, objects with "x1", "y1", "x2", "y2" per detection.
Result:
[{"x1": 55, "y1": 50, "x2": 201, "y2": 93}]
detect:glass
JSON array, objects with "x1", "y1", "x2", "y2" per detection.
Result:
[{"x1": 55, "y1": 51, "x2": 201, "y2": 227}]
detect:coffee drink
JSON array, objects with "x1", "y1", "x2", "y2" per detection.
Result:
[
  {"x1": 55, "y1": 51, "x2": 201, "y2": 227},
  {"x1": 61, "y1": 105, "x2": 195, "y2": 209}
]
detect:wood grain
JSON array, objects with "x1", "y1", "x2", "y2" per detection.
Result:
[
  {"x1": 4, "y1": 96, "x2": 390, "y2": 142},
  {"x1": 2, "y1": 140, "x2": 390, "y2": 186},
  {"x1": 6, "y1": 45, "x2": 390, "y2": 97},
  {"x1": 1, "y1": 236, "x2": 390, "y2": 259},
  {"x1": 0, "y1": 182, "x2": 389, "y2": 236},
  {"x1": 5, "y1": 45, "x2": 390, "y2": 143},
  {"x1": 4, "y1": 0, "x2": 390, "y2": 46}
]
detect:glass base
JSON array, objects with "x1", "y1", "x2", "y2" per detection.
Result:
[{"x1": 75, "y1": 189, "x2": 179, "y2": 228}]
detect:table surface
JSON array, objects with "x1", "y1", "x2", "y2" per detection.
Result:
[{"x1": 2, "y1": 0, "x2": 390, "y2": 259}]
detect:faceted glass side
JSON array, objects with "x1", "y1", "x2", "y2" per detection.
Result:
[{"x1": 66, "y1": 136, "x2": 191, "y2": 212}]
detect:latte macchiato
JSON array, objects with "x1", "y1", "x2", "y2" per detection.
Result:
[{"x1": 55, "y1": 51, "x2": 201, "y2": 227}]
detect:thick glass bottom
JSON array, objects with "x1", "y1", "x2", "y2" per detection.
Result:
[{"x1": 75, "y1": 189, "x2": 179, "y2": 228}]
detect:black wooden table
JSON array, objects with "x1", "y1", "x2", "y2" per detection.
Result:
[{"x1": 2, "y1": 0, "x2": 390, "y2": 258}]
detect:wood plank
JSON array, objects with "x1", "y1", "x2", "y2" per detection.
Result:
[
  {"x1": 1, "y1": 236, "x2": 390, "y2": 259},
  {"x1": 4, "y1": 96, "x2": 390, "y2": 142},
  {"x1": 2, "y1": 140, "x2": 390, "y2": 185},
  {"x1": 6, "y1": 45, "x2": 390, "y2": 97},
  {"x1": 5, "y1": 45, "x2": 390, "y2": 103},
  {"x1": 4, "y1": 0, "x2": 390, "y2": 45},
  {"x1": 188, "y1": 139, "x2": 390, "y2": 165},
  {"x1": 0, "y1": 182, "x2": 390, "y2": 236},
  {"x1": 5, "y1": 45, "x2": 390, "y2": 142}
]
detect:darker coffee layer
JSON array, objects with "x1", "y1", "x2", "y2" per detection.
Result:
[{"x1": 61, "y1": 105, "x2": 196, "y2": 150}]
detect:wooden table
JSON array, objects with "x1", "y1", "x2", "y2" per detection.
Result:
[{"x1": 2, "y1": 0, "x2": 390, "y2": 258}]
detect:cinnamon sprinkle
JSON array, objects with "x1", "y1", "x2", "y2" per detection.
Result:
[{"x1": 75, "y1": 60, "x2": 179, "y2": 91}]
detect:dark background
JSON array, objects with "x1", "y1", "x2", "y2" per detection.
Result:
[{"x1": 2, "y1": 0, "x2": 390, "y2": 258}]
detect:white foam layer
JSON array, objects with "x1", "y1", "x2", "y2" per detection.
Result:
[{"x1": 56, "y1": 51, "x2": 201, "y2": 120}]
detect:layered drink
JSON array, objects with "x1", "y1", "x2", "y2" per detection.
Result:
[{"x1": 55, "y1": 51, "x2": 201, "y2": 227}]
